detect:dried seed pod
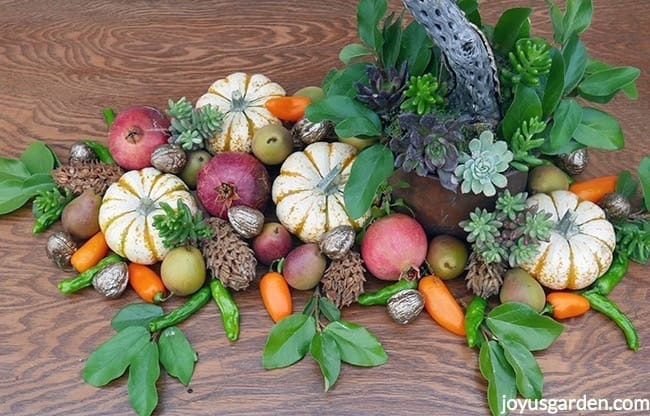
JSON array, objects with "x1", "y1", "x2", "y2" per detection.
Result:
[
  {"x1": 318, "y1": 225, "x2": 356, "y2": 260},
  {"x1": 598, "y1": 192, "x2": 631, "y2": 222},
  {"x1": 69, "y1": 141, "x2": 98, "y2": 164},
  {"x1": 556, "y1": 148, "x2": 589, "y2": 176},
  {"x1": 291, "y1": 118, "x2": 334, "y2": 149},
  {"x1": 150, "y1": 144, "x2": 187, "y2": 173},
  {"x1": 227, "y1": 205, "x2": 265, "y2": 238},
  {"x1": 386, "y1": 289, "x2": 424, "y2": 324},
  {"x1": 45, "y1": 232, "x2": 78, "y2": 271},
  {"x1": 92, "y1": 262, "x2": 129, "y2": 298}
]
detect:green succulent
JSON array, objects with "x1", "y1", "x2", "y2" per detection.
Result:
[
  {"x1": 400, "y1": 73, "x2": 445, "y2": 115},
  {"x1": 152, "y1": 199, "x2": 212, "y2": 249},
  {"x1": 455, "y1": 130, "x2": 513, "y2": 197},
  {"x1": 166, "y1": 97, "x2": 223, "y2": 151},
  {"x1": 500, "y1": 37, "x2": 552, "y2": 88},
  {"x1": 508, "y1": 116, "x2": 547, "y2": 171}
]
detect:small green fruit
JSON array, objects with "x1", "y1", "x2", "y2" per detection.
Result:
[
  {"x1": 160, "y1": 245, "x2": 206, "y2": 296},
  {"x1": 528, "y1": 164, "x2": 570, "y2": 194},
  {"x1": 426, "y1": 235, "x2": 468, "y2": 280},
  {"x1": 251, "y1": 124, "x2": 294, "y2": 165},
  {"x1": 180, "y1": 150, "x2": 211, "y2": 189},
  {"x1": 293, "y1": 86, "x2": 325, "y2": 103},
  {"x1": 499, "y1": 268, "x2": 546, "y2": 312}
]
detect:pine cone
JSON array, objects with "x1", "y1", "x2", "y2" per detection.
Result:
[
  {"x1": 201, "y1": 217, "x2": 257, "y2": 291},
  {"x1": 320, "y1": 250, "x2": 366, "y2": 308},
  {"x1": 51, "y1": 161, "x2": 124, "y2": 196},
  {"x1": 465, "y1": 251, "x2": 505, "y2": 298}
]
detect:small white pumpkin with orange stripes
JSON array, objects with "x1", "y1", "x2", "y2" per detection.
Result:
[
  {"x1": 98, "y1": 167, "x2": 198, "y2": 265},
  {"x1": 196, "y1": 72, "x2": 285, "y2": 154},
  {"x1": 520, "y1": 190, "x2": 616, "y2": 290},
  {"x1": 272, "y1": 141, "x2": 370, "y2": 243}
]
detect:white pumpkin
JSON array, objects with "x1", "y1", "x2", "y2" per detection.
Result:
[
  {"x1": 520, "y1": 190, "x2": 616, "y2": 290},
  {"x1": 196, "y1": 72, "x2": 285, "y2": 154},
  {"x1": 99, "y1": 167, "x2": 198, "y2": 265},
  {"x1": 272, "y1": 142, "x2": 370, "y2": 243}
]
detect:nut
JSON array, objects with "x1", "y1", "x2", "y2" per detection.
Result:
[
  {"x1": 598, "y1": 192, "x2": 631, "y2": 222},
  {"x1": 291, "y1": 119, "x2": 334, "y2": 149},
  {"x1": 45, "y1": 232, "x2": 78, "y2": 271},
  {"x1": 92, "y1": 262, "x2": 129, "y2": 298},
  {"x1": 69, "y1": 141, "x2": 98, "y2": 164},
  {"x1": 318, "y1": 225, "x2": 356, "y2": 260},
  {"x1": 386, "y1": 289, "x2": 424, "y2": 324},
  {"x1": 556, "y1": 148, "x2": 589, "y2": 176},
  {"x1": 150, "y1": 144, "x2": 187, "y2": 173},
  {"x1": 227, "y1": 205, "x2": 265, "y2": 238}
]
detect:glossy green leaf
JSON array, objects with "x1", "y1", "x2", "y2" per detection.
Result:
[
  {"x1": 502, "y1": 85, "x2": 542, "y2": 140},
  {"x1": 305, "y1": 95, "x2": 381, "y2": 137},
  {"x1": 380, "y1": 12, "x2": 403, "y2": 69},
  {"x1": 262, "y1": 314, "x2": 316, "y2": 369},
  {"x1": 0, "y1": 157, "x2": 30, "y2": 180},
  {"x1": 310, "y1": 331, "x2": 341, "y2": 392},
  {"x1": 547, "y1": 0, "x2": 565, "y2": 44},
  {"x1": 318, "y1": 297, "x2": 341, "y2": 322},
  {"x1": 493, "y1": 8, "x2": 531, "y2": 54},
  {"x1": 615, "y1": 170, "x2": 637, "y2": 200},
  {"x1": 20, "y1": 141, "x2": 56, "y2": 175},
  {"x1": 127, "y1": 341, "x2": 160, "y2": 416},
  {"x1": 479, "y1": 340, "x2": 517, "y2": 416},
  {"x1": 339, "y1": 43, "x2": 374, "y2": 65},
  {"x1": 357, "y1": 0, "x2": 386, "y2": 51},
  {"x1": 321, "y1": 63, "x2": 369, "y2": 98},
  {"x1": 538, "y1": 47, "x2": 565, "y2": 117},
  {"x1": 111, "y1": 303, "x2": 164, "y2": 331},
  {"x1": 542, "y1": 99, "x2": 583, "y2": 155},
  {"x1": 0, "y1": 179, "x2": 31, "y2": 215},
  {"x1": 562, "y1": 0, "x2": 593, "y2": 42},
  {"x1": 485, "y1": 302, "x2": 563, "y2": 351},
  {"x1": 335, "y1": 116, "x2": 382, "y2": 139},
  {"x1": 573, "y1": 107, "x2": 624, "y2": 150},
  {"x1": 578, "y1": 66, "x2": 641, "y2": 100},
  {"x1": 83, "y1": 326, "x2": 150, "y2": 387},
  {"x1": 344, "y1": 144, "x2": 394, "y2": 219},
  {"x1": 562, "y1": 35, "x2": 588, "y2": 93},
  {"x1": 324, "y1": 320, "x2": 387, "y2": 367},
  {"x1": 501, "y1": 338, "x2": 543, "y2": 399},
  {"x1": 398, "y1": 21, "x2": 433, "y2": 76},
  {"x1": 639, "y1": 157, "x2": 650, "y2": 211},
  {"x1": 158, "y1": 327, "x2": 197, "y2": 386},
  {"x1": 621, "y1": 82, "x2": 639, "y2": 100},
  {"x1": 457, "y1": 0, "x2": 481, "y2": 25}
]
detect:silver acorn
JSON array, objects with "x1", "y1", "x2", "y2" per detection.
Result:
[
  {"x1": 227, "y1": 206, "x2": 265, "y2": 238},
  {"x1": 45, "y1": 232, "x2": 78, "y2": 271},
  {"x1": 598, "y1": 192, "x2": 631, "y2": 222},
  {"x1": 291, "y1": 119, "x2": 333, "y2": 149},
  {"x1": 69, "y1": 141, "x2": 98, "y2": 164},
  {"x1": 386, "y1": 289, "x2": 425, "y2": 324},
  {"x1": 318, "y1": 225, "x2": 356, "y2": 260},
  {"x1": 92, "y1": 262, "x2": 129, "y2": 298},
  {"x1": 150, "y1": 144, "x2": 187, "y2": 174}
]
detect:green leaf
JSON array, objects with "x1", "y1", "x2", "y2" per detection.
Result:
[
  {"x1": 357, "y1": 0, "x2": 386, "y2": 51},
  {"x1": 537, "y1": 47, "x2": 565, "y2": 117},
  {"x1": 158, "y1": 327, "x2": 198, "y2": 386},
  {"x1": 502, "y1": 85, "x2": 542, "y2": 140},
  {"x1": 639, "y1": 157, "x2": 650, "y2": 211},
  {"x1": 335, "y1": 116, "x2": 382, "y2": 138},
  {"x1": 547, "y1": 0, "x2": 565, "y2": 44},
  {"x1": 127, "y1": 341, "x2": 159, "y2": 416},
  {"x1": 578, "y1": 66, "x2": 641, "y2": 101},
  {"x1": 616, "y1": 170, "x2": 638, "y2": 200},
  {"x1": 573, "y1": 107, "x2": 624, "y2": 150},
  {"x1": 305, "y1": 95, "x2": 381, "y2": 136},
  {"x1": 111, "y1": 303, "x2": 164, "y2": 331},
  {"x1": 20, "y1": 141, "x2": 56, "y2": 175},
  {"x1": 339, "y1": 43, "x2": 374, "y2": 65},
  {"x1": 0, "y1": 157, "x2": 30, "y2": 180},
  {"x1": 562, "y1": 35, "x2": 588, "y2": 93},
  {"x1": 493, "y1": 8, "x2": 532, "y2": 54},
  {"x1": 542, "y1": 99, "x2": 583, "y2": 155},
  {"x1": 479, "y1": 340, "x2": 517, "y2": 416},
  {"x1": 262, "y1": 314, "x2": 316, "y2": 369},
  {"x1": 621, "y1": 81, "x2": 639, "y2": 100},
  {"x1": 344, "y1": 144, "x2": 394, "y2": 219},
  {"x1": 83, "y1": 326, "x2": 150, "y2": 387},
  {"x1": 562, "y1": 0, "x2": 593, "y2": 42},
  {"x1": 324, "y1": 320, "x2": 387, "y2": 367},
  {"x1": 380, "y1": 12, "x2": 403, "y2": 69},
  {"x1": 318, "y1": 297, "x2": 341, "y2": 322},
  {"x1": 486, "y1": 302, "x2": 563, "y2": 351},
  {"x1": 321, "y1": 63, "x2": 369, "y2": 98},
  {"x1": 310, "y1": 331, "x2": 341, "y2": 392},
  {"x1": 0, "y1": 179, "x2": 31, "y2": 215},
  {"x1": 501, "y1": 338, "x2": 543, "y2": 399},
  {"x1": 398, "y1": 21, "x2": 433, "y2": 76}
]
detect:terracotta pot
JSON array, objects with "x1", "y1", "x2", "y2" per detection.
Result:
[{"x1": 388, "y1": 169, "x2": 528, "y2": 238}]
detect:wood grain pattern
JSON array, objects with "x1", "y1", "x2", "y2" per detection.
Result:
[{"x1": 0, "y1": 1, "x2": 648, "y2": 415}]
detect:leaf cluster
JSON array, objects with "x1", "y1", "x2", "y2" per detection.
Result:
[
  {"x1": 166, "y1": 97, "x2": 223, "y2": 151},
  {"x1": 474, "y1": 302, "x2": 564, "y2": 416},
  {"x1": 152, "y1": 199, "x2": 212, "y2": 249},
  {"x1": 31, "y1": 186, "x2": 74, "y2": 233},
  {"x1": 262, "y1": 291, "x2": 387, "y2": 391},
  {"x1": 83, "y1": 304, "x2": 199, "y2": 416},
  {"x1": 0, "y1": 141, "x2": 59, "y2": 215},
  {"x1": 400, "y1": 73, "x2": 446, "y2": 115}
]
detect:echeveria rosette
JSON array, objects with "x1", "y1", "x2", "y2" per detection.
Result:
[
  {"x1": 356, "y1": 62, "x2": 409, "y2": 126},
  {"x1": 455, "y1": 130, "x2": 513, "y2": 197},
  {"x1": 494, "y1": 189, "x2": 528, "y2": 221}
]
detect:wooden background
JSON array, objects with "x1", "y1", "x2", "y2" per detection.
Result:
[{"x1": 0, "y1": 1, "x2": 648, "y2": 415}]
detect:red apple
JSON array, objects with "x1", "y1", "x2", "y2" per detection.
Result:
[
  {"x1": 252, "y1": 222, "x2": 293, "y2": 265},
  {"x1": 108, "y1": 105, "x2": 170, "y2": 170}
]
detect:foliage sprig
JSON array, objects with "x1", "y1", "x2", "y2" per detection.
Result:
[
  {"x1": 166, "y1": 97, "x2": 223, "y2": 151},
  {"x1": 401, "y1": 73, "x2": 446, "y2": 115},
  {"x1": 152, "y1": 199, "x2": 212, "y2": 248}
]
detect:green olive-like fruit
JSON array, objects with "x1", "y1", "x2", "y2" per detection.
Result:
[
  {"x1": 293, "y1": 86, "x2": 325, "y2": 103},
  {"x1": 180, "y1": 150, "x2": 211, "y2": 189},
  {"x1": 528, "y1": 164, "x2": 570, "y2": 194},
  {"x1": 251, "y1": 124, "x2": 294, "y2": 165},
  {"x1": 499, "y1": 268, "x2": 546, "y2": 312},
  {"x1": 160, "y1": 245, "x2": 206, "y2": 296},
  {"x1": 426, "y1": 234, "x2": 468, "y2": 280}
]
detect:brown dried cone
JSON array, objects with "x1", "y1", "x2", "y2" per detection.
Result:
[
  {"x1": 51, "y1": 161, "x2": 124, "y2": 196},
  {"x1": 465, "y1": 251, "x2": 506, "y2": 298},
  {"x1": 200, "y1": 217, "x2": 257, "y2": 291},
  {"x1": 320, "y1": 250, "x2": 366, "y2": 308}
]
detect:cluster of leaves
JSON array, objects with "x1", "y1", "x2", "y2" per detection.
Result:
[
  {"x1": 31, "y1": 187, "x2": 73, "y2": 233},
  {"x1": 0, "y1": 141, "x2": 59, "y2": 216},
  {"x1": 401, "y1": 73, "x2": 446, "y2": 115},
  {"x1": 473, "y1": 302, "x2": 564, "y2": 416},
  {"x1": 152, "y1": 199, "x2": 212, "y2": 249},
  {"x1": 461, "y1": 190, "x2": 553, "y2": 267},
  {"x1": 263, "y1": 290, "x2": 387, "y2": 391},
  {"x1": 166, "y1": 97, "x2": 223, "y2": 151},
  {"x1": 83, "y1": 304, "x2": 198, "y2": 416}
]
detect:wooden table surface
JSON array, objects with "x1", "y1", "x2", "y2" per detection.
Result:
[{"x1": 1, "y1": 1, "x2": 648, "y2": 415}]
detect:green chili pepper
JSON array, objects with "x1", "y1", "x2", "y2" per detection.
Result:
[
  {"x1": 148, "y1": 286, "x2": 211, "y2": 333},
  {"x1": 582, "y1": 291, "x2": 639, "y2": 351},
  {"x1": 209, "y1": 279, "x2": 240, "y2": 341},
  {"x1": 357, "y1": 279, "x2": 419, "y2": 306},
  {"x1": 585, "y1": 253, "x2": 629, "y2": 296},
  {"x1": 83, "y1": 140, "x2": 116, "y2": 164},
  {"x1": 57, "y1": 253, "x2": 124, "y2": 294},
  {"x1": 103, "y1": 108, "x2": 116, "y2": 128},
  {"x1": 464, "y1": 296, "x2": 487, "y2": 349}
]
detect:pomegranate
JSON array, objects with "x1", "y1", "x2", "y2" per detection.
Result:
[
  {"x1": 197, "y1": 151, "x2": 271, "y2": 218},
  {"x1": 360, "y1": 213, "x2": 428, "y2": 280}
]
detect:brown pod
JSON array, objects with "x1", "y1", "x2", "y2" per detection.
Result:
[
  {"x1": 386, "y1": 289, "x2": 424, "y2": 324},
  {"x1": 227, "y1": 205, "x2": 265, "y2": 238}
]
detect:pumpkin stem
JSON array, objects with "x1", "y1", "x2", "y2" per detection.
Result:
[
  {"x1": 137, "y1": 196, "x2": 157, "y2": 216},
  {"x1": 230, "y1": 90, "x2": 248, "y2": 112},
  {"x1": 315, "y1": 162, "x2": 343, "y2": 195},
  {"x1": 555, "y1": 209, "x2": 579, "y2": 238}
]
